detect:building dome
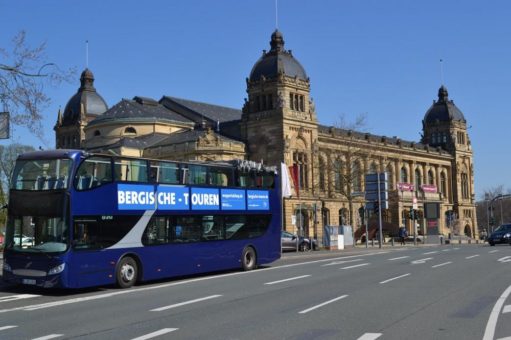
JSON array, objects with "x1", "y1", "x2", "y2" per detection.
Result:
[
  {"x1": 423, "y1": 85, "x2": 466, "y2": 124},
  {"x1": 62, "y1": 68, "x2": 108, "y2": 125},
  {"x1": 249, "y1": 30, "x2": 307, "y2": 82}
]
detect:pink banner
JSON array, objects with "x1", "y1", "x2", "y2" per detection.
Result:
[
  {"x1": 421, "y1": 185, "x2": 437, "y2": 193},
  {"x1": 397, "y1": 183, "x2": 414, "y2": 191}
]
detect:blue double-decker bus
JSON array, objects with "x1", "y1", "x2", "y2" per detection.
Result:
[{"x1": 2, "y1": 150, "x2": 281, "y2": 288}]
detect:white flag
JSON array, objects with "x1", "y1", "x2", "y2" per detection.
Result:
[{"x1": 281, "y1": 162, "x2": 292, "y2": 198}]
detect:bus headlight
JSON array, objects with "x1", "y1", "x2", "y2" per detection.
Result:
[
  {"x1": 48, "y1": 263, "x2": 65, "y2": 275},
  {"x1": 3, "y1": 262, "x2": 12, "y2": 272}
]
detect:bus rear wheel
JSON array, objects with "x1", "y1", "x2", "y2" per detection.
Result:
[
  {"x1": 241, "y1": 246, "x2": 257, "y2": 271},
  {"x1": 116, "y1": 256, "x2": 138, "y2": 288}
]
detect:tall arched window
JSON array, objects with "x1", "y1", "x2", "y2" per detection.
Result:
[
  {"x1": 293, "y1": 151, "x2": 308, "y2": 190},
  {"x1": 400, "y1": 167, "x2": 408, "y2": 183},
  {"x1": 428, "y1": 170, "x2": 434, "y2": 185},
  {"x1": 440, "y1": 172, "x2": 447, "y2": 196},
  {"x1": 461, "y1": 172, "x2": 469, "y2": 199},
  {"x1": 414, "y1": 169, "x2": 422, "y2": 189},
  {"x1": 385, "y1": 164, "x2": 393, "y2": 190},
  {"x1": 334, "y1": 159, "x2": 343, "y2": 193},
  {"x1": 352, "y1": 162, "x2": 361, "y2": 192},
  {"x1": 319, "y1": 158, "x2": 326, "y2": 191}
]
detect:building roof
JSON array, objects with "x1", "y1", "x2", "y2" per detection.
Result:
[
  {"x1": 423, "y1": 86, "x2": 466, "y2": 124},
  {"x1": 249, "y1": 30, "x2": 307, "y2": 82},
  {"x1": 161, "y1": 96, "x2": 242, "y2": 124},
  {"x1": 87, "y1": 96, "x2": 194, "y2": 127},
  {"x1": 62, "y1": 68, "x2": 108, "y2": 125}
]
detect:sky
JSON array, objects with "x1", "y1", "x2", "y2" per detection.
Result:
[{"x1": 1, "y1": 0, "x2": 510, "y2": 200}]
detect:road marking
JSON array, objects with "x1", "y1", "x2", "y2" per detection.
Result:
[
  {"x1": 32, "y1": 334, "x2": 64, "y2": 340},
  {"x1": 441, "y1": 249, "x2": 451, "y2": 252},
  {"x1": 503, "y1": 305, "x2": 511, "y2": 314},
  {"x1": 131, "y1": 328, "x2": 178, "y2": 340},
  {"x1": 0, "y1": 294, "x2": 40, "y2": 303},
  {"x1": 299, "y1": 295, "x2": 348, "y2": 314},
  {"x1": 465, "y1": 255, "x2": 480, "y2": 259},
  {"x1": 489, "y1": 250, "x2": 499, "y2": 254},
  {"x1": 498, "y1": 256, "x2": 511, "y2": 263},
  {"x1": 411, "y1": 257, "x2": 433, "y2": 264},
  {"x1": 151, "y1": 295, "x2": 222, "y2": 312},
  {"x1": 0, "y1": 325, "x2": 17, "y2": 331},
  {"x1": 357, "y1": 333, "x2": 382, "y2": 340},
  {"x1": 483, "y1": 284, "x2": 511, "y2": 340},
  {"x1": 340, "y1": 263, "x2": 370, "y2": 270},
  {"x1": 265, "y1": 275, "x2": 311, "y2": 285},
  {"x1": 453, "y1": 248, "x2": 460, "y2": 250},
  {"x1": 0, "y1": 251, "x2": 393, "y2": 314},
  {"x1": 423, "y1": 251, "x2": 438, "y2": 255},
  {"x1": 388, "y1": 256, "x2": 409, "y2": 261},
  {"x1": 379, "y1": 273, "x2": 411, "y2": 284},
  {"x1": 322, "y1": 259, "x2": 363, "y2": 266},
  {"x1": 432, "y1": 261, "x2": 452, "y2": 268}
]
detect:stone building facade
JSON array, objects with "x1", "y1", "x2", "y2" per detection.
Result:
[{"x1": 54, "y1": 30, "x2": 477, "y2": 242}]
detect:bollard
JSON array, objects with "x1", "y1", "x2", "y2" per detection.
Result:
[
  {"x1": 440, "y1": 236, "x2": 444, "y2": 245},
  {"x1": 391, "y1": 237, "x2": 394, "y2": 246},
  {"x1": 371, "y1": 238, "x2": 375, "y2": 247}
]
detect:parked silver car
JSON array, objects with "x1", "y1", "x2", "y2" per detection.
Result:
[{"x1": 281, "y1": 231, "x2": 317, "y2": 251}]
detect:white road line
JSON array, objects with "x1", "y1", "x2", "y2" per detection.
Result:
[
  {"x1": 131, "y1": 328, "x2": 178, "y2": 340},
  {"x1": 503, "y1": 305, "x2": 511, "y2": 314},
  {"x1": 298, "y1": 295, "x2": 348, "y2": 314},
  {"x1": 0, "y1": 294, "x2": 40, "y2": 303},
  {"x1": 379, "y1": 273, "x2": 411, "y2": 284},
  {"x1": 357, "y1": 333, "x2": 382, "y2": 340},
  {"x1": 441, "y1": 249, "x2": 451, "y2": 252},
  {"x1": 453, "y1": 248, "x2": 460, "y2": 250},
  {"x1": 466, "y1": 255, "x2": 480, "y2": 259},
  {"x1": 432, "y1": 261, "x2": 452, "y2": 268},
  {"x1": 32, "y1": 334, "x2": 64, "y2": 340},
  {"x1": 423, "y1": 251, "x2": 438, "y2": 255},
  {"x1": 0, "y1": 325, "x2": 17, "y2": 331},
  {"x1": 489, "y1": 250, "x2": 499, "y2": 254},
  {"x1": 265, "y1": 275, "x2": 311, "y2": 285},
  {"x1": 388, "y1": 256, "x2": 409, "y2": 261},
  {"x1": 483, "y1": 285, "x2": 511, "y2": 340},
  {"x1": 150, "y1": 295, "x2": 222, "y2": 312},
  {"x1": 340, "y1": 263, "x2": 370, "y2": 270},
  {"x1": 0, "y1": 251, "x2": 393, "y2": 314},
  {"x1": 322, "y1": 259, "x2": 363, "y2": 266},
  {"x1": 411, "y1": 257, "x2": 433, "y2": 264},
  {"x1": 498, "y1": 256, "x2": 511, "y2": 263}
]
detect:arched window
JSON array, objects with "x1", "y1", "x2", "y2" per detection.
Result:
[
  {"x1": 414, "y1": 169, "x2": 422, "y2": 189},
  {"x1": 124, "y1": 127, "x2": 137, "y2": 135},
  {"x1": 369, "y1": 162, "x2": 377, "y2": 173},
  {"x1": 94, "y1": 130, "x2": 101, "y2": 136},
  {"x1": 400, "y1": 167, "x2": 408, "y2": 183},
  {"x1": 339, "y1": 208, "x2": 349, "y2": 226},
  {"x1": 440, "y1": 172, "x2": 447, "y2": 196},
  {"x1": 293, "y1": 151, "x2": 308, "y2": 190},
  {"x1": 352, "y1": 162, "x2": 361, "y2": 192},
  {"x1": 319, "y1": 158, "x2": 326, "y2": 191},
  {"x1": 428, "y1": 170, "x2": 434, "y2": 185},
  {"x1": 334, "y1": 159, "x2": 343, "y2": 193},
  {"x1": 385, "y1": 164, "x2": 393, "y2": 190},
  {"x1": 461, "y1": 172, "x2": 469, "y2": 199}
]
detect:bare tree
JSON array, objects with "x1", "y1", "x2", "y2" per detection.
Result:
[
  {"x1": 0, "y1": 143, "x2": 35, "y2": 194},
  {"x1": 0, "y1": 31, "x2": 75, "y2": 142}
]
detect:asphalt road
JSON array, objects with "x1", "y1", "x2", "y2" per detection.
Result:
[{"x1": 1, "y1": 244, "x2": 511, "y2": 340}]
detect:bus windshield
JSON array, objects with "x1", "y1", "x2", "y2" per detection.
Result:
[
  {"x1": 11, "y1": 158, "x2": 72, "y2": 190},
  {"x1": 5, "y1": 215, "x2": 68, "y2": 253}
]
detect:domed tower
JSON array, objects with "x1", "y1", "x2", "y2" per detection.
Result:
[
  {"x1": 422, "y1": 85, "x2": 477, "y2": 237},
  {"x1": 54, "y1": 68, "x2": 108, "y2": 149},
  {"x1": 242, "y1": 30, "x2": 318, "y2": 178}
]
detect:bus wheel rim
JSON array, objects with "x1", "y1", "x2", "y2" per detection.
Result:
[{"x1": 121, "y1": 263, "x2": 135, "y2": 282}]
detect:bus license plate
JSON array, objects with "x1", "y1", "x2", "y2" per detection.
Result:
[{"x1": 22, "y1": 279, "x2": 36, "y2": 285}]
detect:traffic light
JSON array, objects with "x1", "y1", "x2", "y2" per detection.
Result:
[
  {"x1": 358, "y1": 206, "x2": 365, "y2": 224},
  {"x1": 409, "y1": 209, "x2": 415, "y2": 220},
  {"x1": 374, "y1": 202, "x2": 379, "y2": 214}
]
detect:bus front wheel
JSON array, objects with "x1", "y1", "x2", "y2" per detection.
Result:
[
  {"x1": 241, "y1": 246, "x2": 257, "y2": 271},
  {"x1": 116, "y1": 257, "x2": 138, "y2": 288}
]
